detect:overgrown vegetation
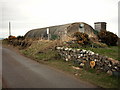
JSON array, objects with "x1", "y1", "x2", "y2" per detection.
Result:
[
  {"x1": 8, "y1": 35, "x2": 16, "y2": 40},
  {"x1": 73, "y1": 32, "x2": 90, "y2": 45},
  {"x1": 51, "y1": 34, "x2": 58, "y2": 40},
  {"x1": 98, "y1": 30, "x2": 118, "y2": 46},
  {"x1": 72, "y1": 32, "x2": 108, "y2": 48},
  {"x1": 16, "y1": 35, "x2": 24, "y2": 40}
]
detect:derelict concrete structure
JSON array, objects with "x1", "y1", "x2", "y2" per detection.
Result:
[
  {"x1": 94, "y1": 22, "x2": 106, "y2": 32},
  {"x1": 24, "y1": 22, "x2": 97, "y2": 40}
]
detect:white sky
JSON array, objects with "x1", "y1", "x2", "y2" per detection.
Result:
[{"x1": 0, "y1": 0, "x2": 119, "y2": 38}]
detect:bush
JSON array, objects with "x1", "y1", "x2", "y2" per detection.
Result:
[
  {"x1": 73, "y1": 32, "x2": 90, "y2": 45},
  {"x1": 8, "y1": 35, "x2": 16, "y2": 40},
  {"x1": 51, "y1": 34, "x2": 58, "y2": 40},
  {"x1": 98, "y1": 30, "x2": 118, "y2": 46},
  {"x1": 17, "y1": 36, "x2": 24, "y2": 40}
]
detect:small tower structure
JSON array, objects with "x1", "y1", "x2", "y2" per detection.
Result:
[{"x1": 94, "y1": 22, "x2": 106, "y2": 32}]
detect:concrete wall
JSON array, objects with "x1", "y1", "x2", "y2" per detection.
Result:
[{"x1": 94, "y1": 22, "x2": 106, "y2": 32}]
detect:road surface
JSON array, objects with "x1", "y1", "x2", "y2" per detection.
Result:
[{"x1": 2, "y1": 47, "x2": 97, "y2": 88}]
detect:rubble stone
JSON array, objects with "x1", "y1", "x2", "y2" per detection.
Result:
[{"x1": 107, "y1": 70, "x2": 113, "y2": 76}]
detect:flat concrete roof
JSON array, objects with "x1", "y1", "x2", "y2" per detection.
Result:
[{"x1": 94, "y1": 22, "x2": 106, "y2": 24}]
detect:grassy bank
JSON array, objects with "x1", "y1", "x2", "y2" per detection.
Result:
[
  {"x1": 20, "y1": 40, "x2": 119, "y2": 88},
  {"x1": 81, "y1": 46, "x2": 119, "y2": 61}
]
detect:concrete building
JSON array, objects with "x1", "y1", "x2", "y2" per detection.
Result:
[
  {"x1": 94, "y1": 22, "x2": 106, "y2": 32},
  {"x1": 24, "y1": 22, "x2": 97, "y2": 40}
]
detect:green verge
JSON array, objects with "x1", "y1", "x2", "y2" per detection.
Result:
[
  {"x1": 80, "y1": 46, "x2": 119, "y2": 61},
  {"x1": 20, "y1": 47, "x2": 119, "y2": 88}
]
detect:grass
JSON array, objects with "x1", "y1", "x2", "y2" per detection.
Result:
[
  {"x1": 46, "y1": 58, "x2": 119, "y2": 88},
  {"x1": 79, "y1": 46, "x2": 119, "y2": 61},
  {"x1": 20, "y1": 40, "x2": 120, "y2": 88}
]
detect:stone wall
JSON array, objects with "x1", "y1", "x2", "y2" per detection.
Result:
[{"x1": 56, "y1": 47, "x2": 120, "y2": 75}]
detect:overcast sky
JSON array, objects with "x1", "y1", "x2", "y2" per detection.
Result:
[{"x1": 0, "y1": 0, "x2": 119, "y2": 38}]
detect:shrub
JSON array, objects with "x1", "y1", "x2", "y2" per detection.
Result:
[
  {"x1": 98, "y1": 30, "x2": 118, "y2": 46},
  {"x1": 93, "y1": 30, "x2": 99, "y2": 35},
  {"x1": 73, "y1": 32, "x2": 90, "y2": 45},
  {"x1": 8, "y1": 35, "x2": 16, "y2": 40},
  {"x1": 17, "y1": 36, "x2": 24, "y2": 40},
  {"x1": 51, "y1": 34, "x2": 58, "y2": 40}
]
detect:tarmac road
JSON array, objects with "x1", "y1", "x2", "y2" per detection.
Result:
[{"x1": 2, "y1": 47, "x2": 98, "y2": 88}]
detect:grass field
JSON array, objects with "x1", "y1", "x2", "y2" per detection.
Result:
[{"x1": 20, "y1": 40, "x2": 119, "y2": 88}]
